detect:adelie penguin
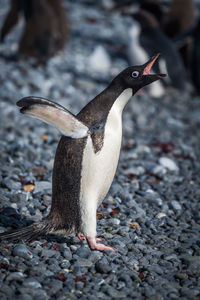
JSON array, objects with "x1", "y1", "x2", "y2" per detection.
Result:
[{"x1": 0, "y1": 55, "x2": 166, "y2": 251}]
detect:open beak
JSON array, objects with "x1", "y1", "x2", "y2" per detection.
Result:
[{"x1": 142, "y1": 54, "x2": 167, "y2": 80}]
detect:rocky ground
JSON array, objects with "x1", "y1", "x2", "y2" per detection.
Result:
[{"x1": 0, "y1": 0, "x2": 200, "y2": 299}]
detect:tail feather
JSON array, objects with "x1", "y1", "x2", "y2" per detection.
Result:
[{"x1": 0, "y1": 221, "x2": 50, "y2": 242}]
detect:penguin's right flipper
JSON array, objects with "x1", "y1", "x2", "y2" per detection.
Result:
[{"x1": 17, "y1": 97, "x2": 89, "y2": 138}]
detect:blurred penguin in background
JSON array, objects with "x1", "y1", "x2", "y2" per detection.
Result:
[
  {"x1": 161, "y1": 0, "x2": 200, "y2": 95},
  {"x1": 0, "y1": 0, "x2": 68, "y2": 61},
  {"x1": 128, "y1": 9, "x2": 189, "y2": 95},
  {"x1": 126, "y1": 0, "x2": 199, "y2": 95},
  {"x1": 162, "y1": 0, "x2": 196, "y2": 72}
]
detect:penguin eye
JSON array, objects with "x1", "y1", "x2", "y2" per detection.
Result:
[{"x1": 131, "y1": 71, "x2": 139, "y2": 78}]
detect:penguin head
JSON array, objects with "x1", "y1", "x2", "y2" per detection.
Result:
[{"x1": 118, "y1": 54, "x2": 166, "y2": 92}]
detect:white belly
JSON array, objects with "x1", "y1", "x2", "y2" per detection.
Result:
[
  {"x1": 79, "y1": 88, "x2": 132, "y2": 237},
  {"x1": 82, "y1": 112, "x2": 122, "y2": 206}
]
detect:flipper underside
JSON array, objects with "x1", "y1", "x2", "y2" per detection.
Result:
[{"x1": 17, "y1": 96, "x2": 89, "y2": 138}]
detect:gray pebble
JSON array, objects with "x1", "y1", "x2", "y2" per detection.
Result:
[
  {"x1": 75, "y1": 247, "x2": 91, "y2": 258},
  {"x1": 74, "y1": 258, "x2": 93, "y2": 268},
  {"x1": 13, "y1": 245, "x2": 33, "y2": 260},
  {"x1": 149, "y1": 295, "x2": 164, "y2": 300},
  {"x1": 169, "y1": 200, "x2": 182, "y2": 211},
  {"x1": 23, "y1": 278, "x2": 42, "y2": 289},
  {"x1": 63, "y1": 250, "x2": 73, "y2": 260},
  {"x1": 95, "y1": 261, "x2": 111, "y2": 274},
  {"x1": 6, "y1": 272, "x2": 25, "y2": 282},
  {"x1": 88, "y1": 251, "x2": 103, "y2": 263},
  {"x1": 108, "y1": 218, "x2": 120, "y2": 226},
  {"x1": 33, "y1": 181, "x2": 51, "y2": 194},
  {"x1": 3, "y1": 177, "x2": 21, "y2": 190},
  {"x1": 17, "y1": 294, "x2": 33, "y2": 300}
]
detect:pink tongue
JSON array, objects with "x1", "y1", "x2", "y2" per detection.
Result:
[{"x1": 143, "y1": 54, "x2": 159, "y2": 75}]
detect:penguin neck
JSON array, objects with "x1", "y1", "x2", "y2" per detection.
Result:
[
  {"x1": 100, "y1": 80, "x2": 133, "y2": 112},
  {"x1": 78, "y1": 81, "x2": 133, "y2": 126},
  {"x1": 111, "y1": 87, "x2": 133, "y2": 114}
]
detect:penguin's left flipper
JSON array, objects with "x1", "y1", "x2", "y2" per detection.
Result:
[{"x1": 17, "y1": 97, "x2": 89, "y2": 138}]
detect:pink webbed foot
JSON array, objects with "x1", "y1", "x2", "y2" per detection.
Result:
[
  {"x1": 87, "y1": 236, "x2": 117, "y2": 252},
  {"x1": 77, "y1": 233, "x2": 102, "y2": 243},
  {"x1": 77, "y1": 232, "x2": 86, "y2": 241}
]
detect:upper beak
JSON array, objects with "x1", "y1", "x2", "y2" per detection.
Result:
[{"x1": 142, "y1": 54, "x2": 167, "y2": 79}]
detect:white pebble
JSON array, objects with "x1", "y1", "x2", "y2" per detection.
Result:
[
  {"x1": 89, "y1": 45, "x2": 111, "y2": 73},
  {"x1": 156, "y1": 212, "x2": 167, "y2": 219},
  {"x1": 159, "y1": 157, "x2": 179, "y2": 171}
]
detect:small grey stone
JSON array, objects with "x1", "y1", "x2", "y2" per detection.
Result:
[
  {"x1": 95, "y1": 261, "x2": 111, "y2": 274},
  {"x1": 17, "y1": 294, "x2": 33, "y2": 300},
  {"x1": 75, "y1": 247, "x2": 91, "y2": 259},
  {"x1": 10, "y1": 192, "x2": 28, "y2": 202},
  {"x1": 151, "y1": 165, "x2": 167, "y2": 176},
  {"x1": 63, "y1": 249, "x2": 72, "y2": 260},
  {"x1": 180, "y1": 287, "x2": 200, "y2": 298},
  {"x1": 59, "y1": 293, "x2": 77, "y2": 300},
  {"x1": 0, "y1": 293, "x2": 9, "y2": 300},
  {"x1": 40, "y1": 249, "x2": 57, "y2": 258},
  {"x1": 0, "y1": 284, "x2": 15, "y2": 298},
  {"x1": 181, "y1": 255, "x2": 200, "y2": 274},
  {"x1": 13, "y1": 245, "x2": 33, "y2": 259},
  {"x1": 88, "y1": 251, "x2": 103, "y2": 263},
  {"x1": 70, "y1": 245, "x2": 78, "y2": 252},
  {"x1": 164, "y1": 254, "x2": 178, "y2": 261},
  {"x1": 33, "y1": 181, "x2": 51, "y2": 193},
  {"x1": 170, "y1": 200, "x2": 182, "y2": 211},
  {"x1": 6, "y1": 272, "x2": 25, "y2": 282},
  {"x1": 0, "y1": 191, "x2": 10, "y2": 202},
  {"x1": 44, "y1": 270, "x2": 54, "y2": 277},
  {"x1": 126, "y1": 199, "x2": 137, "y2": 208},
  {"x1": 108, "y1": 218, "x2": 120, "y2": 225},
  {"x1": 149, "y1": 295, "x2": 164, "y2": 300},
  {"x1": 48, "y1": 279, "x2": 63, "y2": 295},
  {"x1": 75, "y1": 281, "x2": 84, "y2": 290},
  {"x1": 124, "y1": 166, "x2": 145, "y2": 176},
  {"x1": 32, "y1": 289, "x2": 48, "y2": 300},
  {"x1": 75, "y1": 258, "x2": 93, "y2": 268},
  {"x1": 23, "y1": 278, "x2": 42, "y2": 289},
  {"x1": 174, "y1": 273, "x2": 188, "y2": 280},
  {"x1": 3, "y1": 178, "x2": 21, "y2": 190}
]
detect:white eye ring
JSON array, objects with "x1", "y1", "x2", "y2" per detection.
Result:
[{"x1": 132, "y1": 71, "x2": 139, "y2": 78}]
